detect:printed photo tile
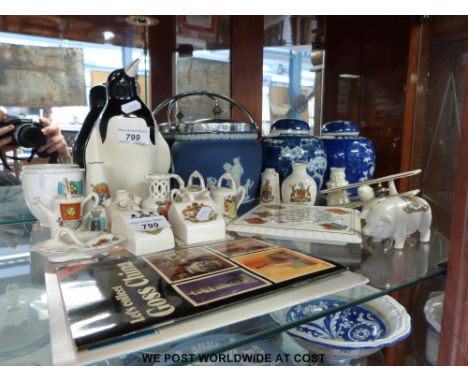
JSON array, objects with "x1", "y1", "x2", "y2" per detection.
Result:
[
  {"x1": 204, "y1": 238, "x2": 278, "y2": 258},
  {"x1": 172, "y1": 268, "x2": 271, "y2": 306},
  {"x1": 143, "y1": 246, "x2": 237, "y2": 283},
  {"x1": 231, "y1": 247, "x2": 336, "y2": 283}
]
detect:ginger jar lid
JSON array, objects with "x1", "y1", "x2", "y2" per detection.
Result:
[
  {"x1": 268, "y1": 118, "x2": 311, "y2": 137},
  {"x1": 321, "y1": 120, "x2": 359, "y2": 136}
]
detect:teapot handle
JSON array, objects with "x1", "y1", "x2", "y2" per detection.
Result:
[
  {"x1": 236, "y1": 186, "x2": 246, "y2": 210},
  {"x1": 169, "y1": 174, "x2": 185, "y2": 189},
  {"x1": 217, "y1": 172, "x2": 236, "y2": 192},
  {"x1": 170, "y1": 189, "x2": 184, "y2": 203},
  {"x1": 82, "y1": 192, "x2": 100, "y2": 221},
  {"x1": 187, "y1": 170, "x2": 205, "y2": 190}
]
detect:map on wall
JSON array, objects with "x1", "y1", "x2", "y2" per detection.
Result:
[
  {"x1": 0, "y1": 44, "x2": 86, "y2": 107},
  {"x1": 176, "y1": 57, "x2": 230, "y2": 121}
]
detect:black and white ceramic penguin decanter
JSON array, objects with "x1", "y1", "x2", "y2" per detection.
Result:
[
  {"x1": 72, "y1": 84, "x2": 107, "y2": 168},
  {"x1": 85, "y1": 58, "x2": 171, "y2": 197}
]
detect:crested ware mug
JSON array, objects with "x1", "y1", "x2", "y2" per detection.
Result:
[
  {"x1": 21, "y1": 164, "x2": 84, "y2": 227},
  {"x1": 210, "y1": 172, "x2": 246, "y2": 221}
]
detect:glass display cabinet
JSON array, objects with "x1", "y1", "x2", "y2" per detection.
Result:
[{"x1": 0, "y1": 15, "x2": 466, "y2": 366}]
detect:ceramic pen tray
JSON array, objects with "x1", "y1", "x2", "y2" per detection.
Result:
[
  {"x1": 227, "y1": 204, "x2": 362, "y2": 245},
  {"x1": 30, "y1": 232, "x2": 125, "y2": 263}
]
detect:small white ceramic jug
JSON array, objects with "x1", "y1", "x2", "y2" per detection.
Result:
[
  {"x1": 210, "y1": 172, "x2": 246, "y2": 221},
  {"x1": 142, "y1": 173, "x2": 185, "y2": 211}
]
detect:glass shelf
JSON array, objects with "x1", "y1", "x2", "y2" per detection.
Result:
[
  {"x1": 99, "y1": 233, "x2": 447, "y2": 366},
  {"x1": 0, "y1": 186, "x2": 36, "y2": 226},
  {"x1": 0, "y1": 217, "x2": 447, "y2": 365}
]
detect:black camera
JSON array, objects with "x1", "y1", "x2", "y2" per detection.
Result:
[{"x1": 0, "y1": 116, "x2": 47, "y2": 148}]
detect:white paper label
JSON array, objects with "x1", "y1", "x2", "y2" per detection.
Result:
[
  {"x1": 195, "y1": 206, "x2": 213, "y2": 221},
  {"x1": 121, "y1": 100, "x2": 141, "y2": 114},
  {"x1": 129, "y1": 215, "x2": 171, "y2": 232},
  {"x1": 117, "y1": 127, "x2": 150, "y2": 145}
]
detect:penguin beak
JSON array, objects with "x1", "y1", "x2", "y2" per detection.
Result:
[{"x1": 124, "y1": 58, "x2": 140, "y2": 78}]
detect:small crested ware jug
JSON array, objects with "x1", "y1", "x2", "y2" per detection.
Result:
[
  {"x1": 260, "y1": 168, "x2": 280, "y2": 204},
  {"x1": 142, "y1": 173, "x2": 185, "y2": 213},
  {"x1": 210, "y1": 172, "x2": 246, "y2": 221}
]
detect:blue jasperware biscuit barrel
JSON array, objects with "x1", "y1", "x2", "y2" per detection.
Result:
[{"x1": 155, "y1": 91, "x2": 262, "y2": 214}]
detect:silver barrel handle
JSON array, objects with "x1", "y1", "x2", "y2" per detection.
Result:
[{"x1": 152, "y1": 90, "x2": 258, "y2": 129}]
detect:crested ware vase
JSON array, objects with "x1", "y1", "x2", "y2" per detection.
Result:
[{"x1": 281, "y1": 163, "x2": 317, "y2": 205}]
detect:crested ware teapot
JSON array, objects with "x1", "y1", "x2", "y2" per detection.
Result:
[
  {"x1": 32, "y1": 178, "x2": 99, "y2": 239},
  {"x1": 210, "y1": 172, "x2": 245, "y2": 221},
  {"x1": 171, "y1": 170, "x2": 211, "y2": 203},
  {"x1": 168, "y1": 171, "x2": 225, "y2": 245}
]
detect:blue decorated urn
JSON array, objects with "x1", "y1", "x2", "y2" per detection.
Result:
[
  {"x1": 320, "y1": 120, "x2": 376, "y2": 195},
  {"x1": 262, "y1": 119, "x2": 328, "y2": 190}
]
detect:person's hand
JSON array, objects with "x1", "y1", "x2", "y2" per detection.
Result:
[
  {"x1": 37, "y1": 118, "x2": 72, "y2": 163},
  {"x1": 0, "y1": 108, "x2": 15, "y2": 151},
  {"x1": 0, "y1": 124, "x2": 14, "y2": 151}
]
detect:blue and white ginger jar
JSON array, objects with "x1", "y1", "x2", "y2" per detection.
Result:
[
  {"x1": 262, "y1": 119, "x2": 328, "y2": 190},
  {"x1": 320, "y1": 120, "x2": 376, "y2": 196}
]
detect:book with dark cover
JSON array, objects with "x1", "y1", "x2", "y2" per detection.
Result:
[{"x1": 56, "y1": 244, "x2": 346, "y2": 350}]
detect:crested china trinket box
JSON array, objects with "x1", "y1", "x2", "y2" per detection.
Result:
[
  {"x1": 104, "y1": 189, "x2": 175, "y2": 255},
  {"x1": 227, "y1": 203, "x2": 362, "y2": 245},
  {"x1": 168, "y1": 171, "x2": 226, "y2": 244},
  {"x1": 168, "y1": 200, "x2": 226, "y2": 245}
]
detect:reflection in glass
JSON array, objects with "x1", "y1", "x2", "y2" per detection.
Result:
[{"x1": 262, "y1": 46, "x2": 322, "y2": 136}]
